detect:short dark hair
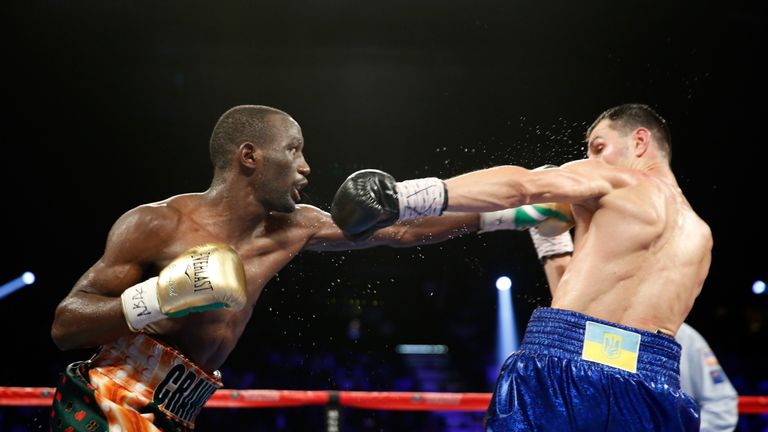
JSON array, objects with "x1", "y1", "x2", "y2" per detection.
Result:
[
  {"x1": 587, "y1": 103, "x2": 672, "y2": 161},
  {"x1": 209, "y1": 105, "x2": 287, "y2": 171}
]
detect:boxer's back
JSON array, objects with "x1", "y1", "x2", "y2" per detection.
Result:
[{"x1": 552, "y1": 169, "x2": 712, "y2": 335}]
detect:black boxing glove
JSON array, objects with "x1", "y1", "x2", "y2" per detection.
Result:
[{"x1": 331, "y1": 169, "x2": 447, "y2": 240}]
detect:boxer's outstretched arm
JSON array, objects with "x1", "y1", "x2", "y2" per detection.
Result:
[
  {"x1": 443, "y1": 161, "x2": 612, "y2": 212},
  {"x1": 329, "y1": 162, "x2": 611, "y2": 239},
  {"x1": 51, "y1": 206, "x2": 175, "y2": 350},
  {"x1": 301, "y1": 205, "x2": 478, "y2": 252},
  {"x1": 368, "y1": 212, "x2": 479, "y2": 248}
]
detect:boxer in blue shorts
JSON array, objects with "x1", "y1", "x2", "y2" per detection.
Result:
[
  {"x1": 332, "y1": 103, "x2": 709, "y2": 431},
  {"x1": 516, "y1": 225, "x2": 734, "y2": 431},
  {"x1": 485, "y1": 307, "x2": 698, "y2": 431}
]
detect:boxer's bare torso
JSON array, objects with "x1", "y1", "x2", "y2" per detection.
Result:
[
  {"x1": 553, "y1": 161, "x2": 711, "y2": 335},
  {"x1": 52, "y1": 109, "x2": 478, "y2": 373},
  {"x1": 445, "y1": 117, "x2": 712, "y2": 335}
]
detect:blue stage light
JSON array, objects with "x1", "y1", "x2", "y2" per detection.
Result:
[
  {"x1": 0, "y1": 271, "x2": 36, "y2": 301},
  {"x1": 753, "y1": 280, "x2": 766, "y2": 295},
  {"x1": 496, "y1": 276, "x2": 512, "y2": 291},
  {"x1": 496, "y1": 276, "x2": 519, "y2": 371}
]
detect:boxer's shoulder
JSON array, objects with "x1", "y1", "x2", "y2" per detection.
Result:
[{"x1": 106, "y1": 200, "x2": 185, "y2": 255}]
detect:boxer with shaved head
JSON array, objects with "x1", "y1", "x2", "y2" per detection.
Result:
[{"x1": 49, "y1": 105, "x2": 488, "y2": 431}]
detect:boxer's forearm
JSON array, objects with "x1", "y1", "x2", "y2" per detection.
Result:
[
  {"x1": 542, "y1": 254, "x2": 571, "y2": 296},
  {"x1": 51, "y1": 292, "x2": 132, "y2": 350},
  {"x1": 531, "y1": 228, "x2": 574, "y2": 296},
  {"x1": 444, "y1": 166, "x2": 531, "y2": 212},
  {"x1": 374, "y1": 213, "x2": 480, "y2": 247}
]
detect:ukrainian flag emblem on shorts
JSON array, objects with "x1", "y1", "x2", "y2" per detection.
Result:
[{"x1": 581, "y1": 321, "x2": 641, "y2": 373}]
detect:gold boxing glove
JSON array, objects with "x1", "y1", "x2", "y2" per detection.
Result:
[{"x1": 121, "y1": 243, "x2": 247, "y2": 331}]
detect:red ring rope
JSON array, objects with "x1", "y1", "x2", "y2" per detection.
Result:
[{"x1": 0, "y1": 387, "x2": 766, "y2": 413}]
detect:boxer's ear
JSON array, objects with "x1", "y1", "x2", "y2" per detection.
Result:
[
  {"x1": 632, "y1": 127, "x2": 651, "y2": 158},
  {"x1": 239, "y1": 141, "x2": 261, "y2": 169}
]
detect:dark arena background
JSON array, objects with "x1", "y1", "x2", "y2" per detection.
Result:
[{"x1": 2, "y1": 1, "x2": 766, "y2": 431}]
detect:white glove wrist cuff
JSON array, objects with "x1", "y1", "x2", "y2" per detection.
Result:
[
  {"x1": 478, "y1": 208, "x2": 522, "y2": 233},
  {"x1": 395, "y1": 178, "x2": 447, "y2": 220},
  {"x1": 121, "y1": 277, "x2": 165, "y2": 331},
  {"x1": 530, "y1": 227, "x2": 574, "y2": 260}
]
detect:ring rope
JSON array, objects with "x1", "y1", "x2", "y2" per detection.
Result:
[{"x1": 1, "y1": 387, "x2": 766, "y2": 413}]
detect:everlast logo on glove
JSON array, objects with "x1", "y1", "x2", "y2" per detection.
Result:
[
  {"x1": 153, "y1": 363, "x2": 219, "y2": 425},
  {"x1": 187, "y1": 251, "x2": 214, "y2": 292}
]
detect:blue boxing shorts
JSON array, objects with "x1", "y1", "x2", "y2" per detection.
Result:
[{"x1": 485, "y1": 308, "x2": 700, "y2": 431}]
